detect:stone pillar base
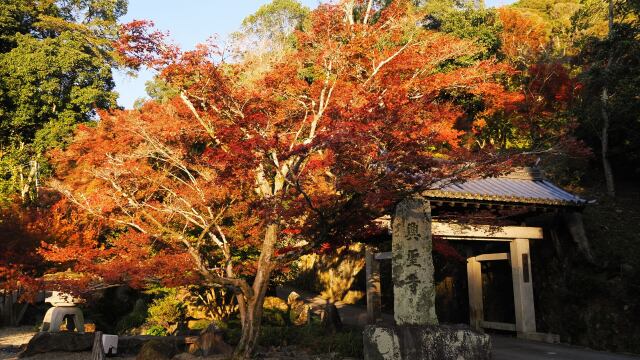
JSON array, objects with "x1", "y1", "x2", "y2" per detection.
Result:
[{"x1": 363, "y1": 324, "x2": 491, "y2": 360}]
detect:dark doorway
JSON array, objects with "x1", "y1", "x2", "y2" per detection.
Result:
[{"x1": 482, "y1": 260, "x2": 515, "y2": 324}]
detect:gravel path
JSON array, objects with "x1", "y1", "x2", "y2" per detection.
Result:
[
  {"x1": 0, "y1": 326, "x2": 36, "y2": 348},
  {"x1": 0, "y1": 327, "x2": 135, "y2": 359},
  {"x1": 0, "y1": 326, "x2": 356, "y2": 359}
]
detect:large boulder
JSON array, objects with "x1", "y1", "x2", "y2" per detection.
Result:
[
  {"x1": 287, "y1": 292, "x2": 311, "y2": 326},
  {"x1": 187, "y1": 324, "x2": 232, "y2": 356},
  {"x1": 18, "y1": 332, "x2": 93, "y2": 358},
  {"x1": 320, "y1": 302, "x2": 342, "y2": 333},
  {"x1": 264, "y1": 296, "x2": 289, "y2": 312},
  {"x1": 118, "y1": 336, "x2": 184, "y2": 356},
  {"x1": 136, "y1": 339, "x2": 176, "y2": 360},
  {"x1": 363, "y1": 324, "x2": 491, "y2": 360},
  {"x1": 263, "y1": 296, "x2": 289, "y2": 326}
]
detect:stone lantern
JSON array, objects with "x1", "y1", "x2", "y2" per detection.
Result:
[{"x1": 41, "y1": 291, "x2": 85, "y2": 333}]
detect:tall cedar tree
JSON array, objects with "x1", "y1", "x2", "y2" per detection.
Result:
[{"x1": 0, "y1": 0, "x2": 130, "y2": 311}]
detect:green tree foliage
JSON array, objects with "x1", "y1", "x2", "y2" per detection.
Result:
[
  {"x1": 230, "y1": 0, "x2": 310, "y2": 84},
  {"x1": 0, "y1": 0, "x2": 126, "y2": 202},
  {"x1": 436, "y1": 8, "x2": 502, "y2": 59},
  {"x1": 416, "y1": 0, "x2": 502, "y2": 60},
  {"x1": 241, "y1": 0, "x2": 309, "y2": 41},
  {"x1": 575, "y1": 21, "x2": 640, "y2": 179}
]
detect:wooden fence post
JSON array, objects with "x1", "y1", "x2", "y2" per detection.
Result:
[
  {"x1": 365, "y1": 246, "x2": 382, "y2": 324},
  {"x1": 91, "y1": 331, "x2": 105, "y2": 360}
]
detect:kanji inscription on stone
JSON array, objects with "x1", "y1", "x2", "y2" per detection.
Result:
[{"x1": 391, "y1": 196, "x2": 438, "y2": 326}]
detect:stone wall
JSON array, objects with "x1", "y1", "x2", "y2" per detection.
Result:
[{"x1": 292, "y1": 243, "x2": 366, "y2": 304}]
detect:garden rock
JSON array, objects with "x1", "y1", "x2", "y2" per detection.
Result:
[
  {"x1": 172, "y1": 353, "x2": 198, "y2": 360},
  {"x1": 136, "y1": 339, "x2": 176, "y2": 360},
  {"x1": 287, "y1": 291, "x2": 302, "y2": 303},
  {"x1": 290, "y1": 303, "x2": 311, "y2": 326},
  {"x1": 18, "y1": 332, "x2": 93, "y2": 358},
  {"x1": 264, "y1": 296, "x2": 289, "y2": 312},
  {"x1": 320, "y1": 302, "x2": 342, "y2": 333},
  {"x1": 287, "y1": 292, "x2": 311, "y2": 326},
  {"x1": 188, "y1": 324, "x2": 232, "y2": 356}
]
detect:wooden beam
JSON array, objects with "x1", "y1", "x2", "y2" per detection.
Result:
[
  {"x1": 518, "y1": 332, "x2": 560, "y2": 344},
  {"x1": 438, "y1": 237, "x2": 514, "y2": 242},
  {"x1": 481, "y1": 321, "x2": 516, "y2": 332},
  {"x1": 432, "y1": 222, "x2": 543, "y2": 240},
  {"x1": 475, "y1": 253, "x2": 509, "y2": 262},
  {"x1": 374, "y1": 252, "x2": 392, "y2": 260}
]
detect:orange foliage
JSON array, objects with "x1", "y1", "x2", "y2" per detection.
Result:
[
  {"x1": 43, "y1": 2, "x2": 527, "y2": 322},
  {"x1": 11, "y1": 4, "x2": 584, "y2": 355},
  {"x1": 498, "y1": 8, "x2": 549, "y2": 66}
]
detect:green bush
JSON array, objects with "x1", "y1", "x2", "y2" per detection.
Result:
[
  {"x1": 146, "y1": 289, "x2": 186, "y2": 332},
  {"x1": 188, "y1": 319, "x2": 213, "y2": 331},
  {"x1": 262, "y1": 308, "x2": 288, "y2": 327},
  {"x1": 116, "y1": 299, "x2": 147, "y2": 334},
  {"x1": 145, "y1": 325, "x2": 169, "y2": 336}
]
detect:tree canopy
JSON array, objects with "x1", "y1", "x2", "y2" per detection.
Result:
[
  {"x1": 0, "y1": 0, "x2": 127, "y2": 202},
  {"x1": 1, "y1": 0, "x2": 639, "y2": 358},
  {"x1": 44, "y1": 1, "x2": 531, "y2": 357}
]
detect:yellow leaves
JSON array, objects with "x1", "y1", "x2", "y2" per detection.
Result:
[{"x1": 498, "y1": 8, "x2": 550, "y2": 66}]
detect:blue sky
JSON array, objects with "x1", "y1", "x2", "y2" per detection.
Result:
[{"x1": 114, "y1": 0, "x2": 514, "y2": 108}]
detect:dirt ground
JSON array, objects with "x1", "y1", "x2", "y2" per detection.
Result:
[
  {"x1": 0, "y1": 326, "x2": 136, "y2": 360},
  {"x1": 0, "y1": 326, "x2": 35, "y2": 348},
  {"x1": 0, "y1": 326, "x2": 351, "y2": 359}
]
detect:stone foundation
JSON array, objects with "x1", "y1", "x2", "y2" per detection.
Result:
[{"x1": 363, "y1": 324, "x2": 491, "y2": 360}]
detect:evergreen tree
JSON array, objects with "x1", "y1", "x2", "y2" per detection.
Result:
[{"x1": 0, "y1": 0, "x2": 127, "y2": 202}]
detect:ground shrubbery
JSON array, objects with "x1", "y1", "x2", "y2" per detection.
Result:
[
  {"x1": 224, "y1": 320, "x2": 363, "y2": 358},
  {"x1": 104, "y1": 287, "x2": 362, "y2": 358},
  {"x1": 115, "y1": 299, "x2": 148, "y2": 334},
  {"x1": 145, "y1": 289, "x2": 186, "y2": 336}
]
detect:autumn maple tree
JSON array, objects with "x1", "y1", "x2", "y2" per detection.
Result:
[{"x1": 46, "y1": 1, "x2": 525, "y2": 357}]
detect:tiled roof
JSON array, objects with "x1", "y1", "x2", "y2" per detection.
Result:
[{"x1": 423, "y1": 168, "x2": 587, "y2": 207}]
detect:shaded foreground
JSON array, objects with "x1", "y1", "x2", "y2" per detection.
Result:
[{"x1": 492, "y1": 335, "x2": 640, "y2": 360}]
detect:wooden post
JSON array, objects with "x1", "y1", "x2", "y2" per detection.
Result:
[
  {"x1": 91, "y1": 331, "x2": 105, "y2": 360},
  {"x1": 365, "y1": 247, "x2": 382, "y2": 324},
  {"x1": 2, "y1": 290, "x2": 15, "y2": 326},
  {"x1": 510, "y1": 239, "x2": 536, "y2": 335},
  {"x1": 466, "y1": 257, "x2": 483, "y2": 331}
]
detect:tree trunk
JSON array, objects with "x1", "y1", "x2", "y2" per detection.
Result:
[
  {"x1": 600, "y1": 88, "x2": 615, "y2": 197},
  {"x1": 91, "y1": 331, "x2": 106, "y2": 360},
  {"x1": 234, "y1": 296, "x2": 264, "y2": 359},
  {"x1": 601, "y1": 0, "x2": 615, "y2": 197},
  {"x1": 2, "y1": 291, "x2": 15, "y2": 326},
  {"x1": 233, "y1": 224, "x2": 279, "y2": 359}
]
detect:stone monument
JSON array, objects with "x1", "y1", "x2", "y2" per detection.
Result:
[
  {"x1": 392, "y1": 197, "x2": 437, "y2": 326},
  {"x1": 363, "y1": 196, "x2": 491, "y2": 360}
]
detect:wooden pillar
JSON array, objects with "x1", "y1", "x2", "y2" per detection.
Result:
[
  {"x1": 2, "y1": 290, "x2": 15, "y2": 326},
  {"x1": 510, "y1": 238, "x2": 536, "y2": 335},
  {"x1": 91, "y1": 331, "x2": 106, "y2": 360},
  {"x1": 365, "y1": 247, "x2": 381, "y2": 324},
  {"x1": 466, "y1": 257, "x2": 483, "y2": 331}
]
